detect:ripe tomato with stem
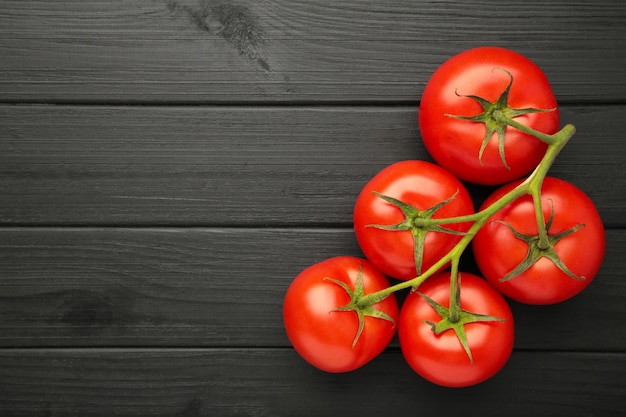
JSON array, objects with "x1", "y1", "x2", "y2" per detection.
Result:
[
  {"x1": 283, "y1": 256, "x2": 398, "y2": 373},
  {"x1": 353, "y1": 160, "x2": 474, "y2": 281},
  {"x1": 398, "y1": 271, "x2": 514, "y2": 388},
  {"x1": 472, "y1": 176, "x2": 605, "y2": 304},
  {"x1": 419, "y1": 46, "x2": 560, "y2": 185}
]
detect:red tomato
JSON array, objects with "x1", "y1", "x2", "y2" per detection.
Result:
[
  {"x1": 472, "y1": 177, "x2": 605, "y2": 304},
  {"x1": 283, "y1": 256, "x2": 398, "y2": 373},
  {"x1": 419, "y1": 46, "x2": 559, "y2": 185},
  {"x1": 353, "y1": 160, "x2": 474, "y2": 280},
  {"x1": 399, "y1": 272, "x2": 514, "y2": 387}
]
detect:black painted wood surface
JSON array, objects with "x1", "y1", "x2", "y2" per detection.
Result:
[{"x1": 1, "y1": 1, "x2": 625, "y2": 416}]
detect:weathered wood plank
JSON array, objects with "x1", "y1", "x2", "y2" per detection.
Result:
[
  {"x1": 0, "y1": 348, "x2": 624, "y2": 416},
  {"x1": 0, "y1": 228, "x2": 623, "y2": 350},
  {"x1": 1, "y1": 1, "x2": 622, "y2": 415},
  {"x1": 1, "y1": 105, "x2": 623, "y2": 226},
  {"x1": 1, "y1": 0, "x2": 625, "y2": 103}
]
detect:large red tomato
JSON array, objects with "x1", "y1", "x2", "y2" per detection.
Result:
[
  {"x1": 399, "y1": 272, "x2": 514, "y2": 387},
  {"x1": 419, "y1": 46, "x2": 559, "y2": 185},
  {"x1": 353, "y1": 160, "x2": 474, "y2": 280},
  {"x1": 473, "y1": 177, "x2": 605, "y2": 304},
  {"x1": 283, "y1": 256, "x2": 398, "y2": 372}
]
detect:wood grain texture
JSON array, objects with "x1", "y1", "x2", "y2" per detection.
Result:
[
  {"x1": 0, "y1": 227, "x2": 623, "y2": 350},
  {"x1": 0, "y1": 349, "x2": 624, "y2": 416},
  {"x1": 1, "y1": 105, "x2": 623, "y2": 226},
  {"x1": 1, "y1": 0, "x2": 625, "y2": 103},
  {"x1": 1, "y1": 0, "x2": 624, "y2": 414}
]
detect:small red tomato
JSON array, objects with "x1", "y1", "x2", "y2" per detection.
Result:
[
  {"x1": 283, "y1": 256, "x2": 398, "y2": 373},
  {"x1": 354, "y1": 160, "x2": 474, "y2": 280},
  {"x1": 399, "y1": 272, "x2": 514, "y2": 387},
  {"x1": 419, "y1": 46, "x2": 559, "y2": 185},
  {"x1": 473, "y1": 176, "x2": 605, "y2": 304}
]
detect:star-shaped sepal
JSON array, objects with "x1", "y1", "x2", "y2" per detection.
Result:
[
  {"x1": 367, "y1": 191, "x2": 468, "y2": 277},
  {"x1": 445, "y1": 68, "x2": 555, "y2": 170},
  {"x1": 418, "y1": 274, "x2": 505, "y2": 363},
  {"x1": 324, "y1": 264, "x2": 395, "y2": 348},
  {"x1": 494, "y1": 205, "x2": 586, "y2": 282}
]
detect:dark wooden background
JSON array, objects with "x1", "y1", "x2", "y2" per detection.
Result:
[{"x1": 1, "y1": 0, "x2": 625, "y2": 415}]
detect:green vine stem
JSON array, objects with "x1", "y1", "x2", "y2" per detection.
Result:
[
  {"x1": 357, "y1": 122, "x2": 576, "y2": 310},
  {"x1": 447, "y1": 257, "x2": 461, "y2": 322}
]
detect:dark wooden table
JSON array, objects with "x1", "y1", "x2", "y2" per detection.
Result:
[{"x1": 1, "y1": 0, "x2": 625, "y2": 415}]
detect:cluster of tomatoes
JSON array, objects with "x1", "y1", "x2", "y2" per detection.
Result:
[{"x1": 283, "y1": 47, "x2": 606, "y2": 387}]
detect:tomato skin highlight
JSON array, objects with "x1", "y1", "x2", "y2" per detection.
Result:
[
  {"x1": 399, "y1": 272, "x2": 514, "y2": 388},
  {"x1": 283, "y1": 256, "x2": 398, "y2": 373},
  {"x1": 353, "y1": 160, "x2": 474, "y2": 280},
  {"x1": 419, "y1": 46, "x2": 559, "y2": 185},
  {"x1": 473, "y1": 177, "x2": 605, "y2": 305}
]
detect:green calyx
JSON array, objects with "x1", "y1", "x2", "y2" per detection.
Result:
[
  {"x1": 445, "y1": 68, "x2": 555, "y2": 170},
  {"x1": 367, "y1": 191, "x2": 466, "y2": 277},
  {"x1": 495, "y1": 204, "x2": 586, "y2": 282},
  {"x1": 419, "y1": 274, "x2": 505, "y2": 364},
  {"x1": 324, "y1": 264, "x2": 395, "y2": 348}
]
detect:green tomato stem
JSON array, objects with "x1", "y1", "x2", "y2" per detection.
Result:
[
  {"x1": 493, "y1": 109, "x2": 559, "y2": 145},
  {"x1": 357, "y1": 122, "x2": 576, "y2": 308},
  {"x1": 531, "y1": 188, "x2": 550, "y2": 249},
  {"x1": 448, "y1": 258, "x2": 461, "y2": 323}
]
